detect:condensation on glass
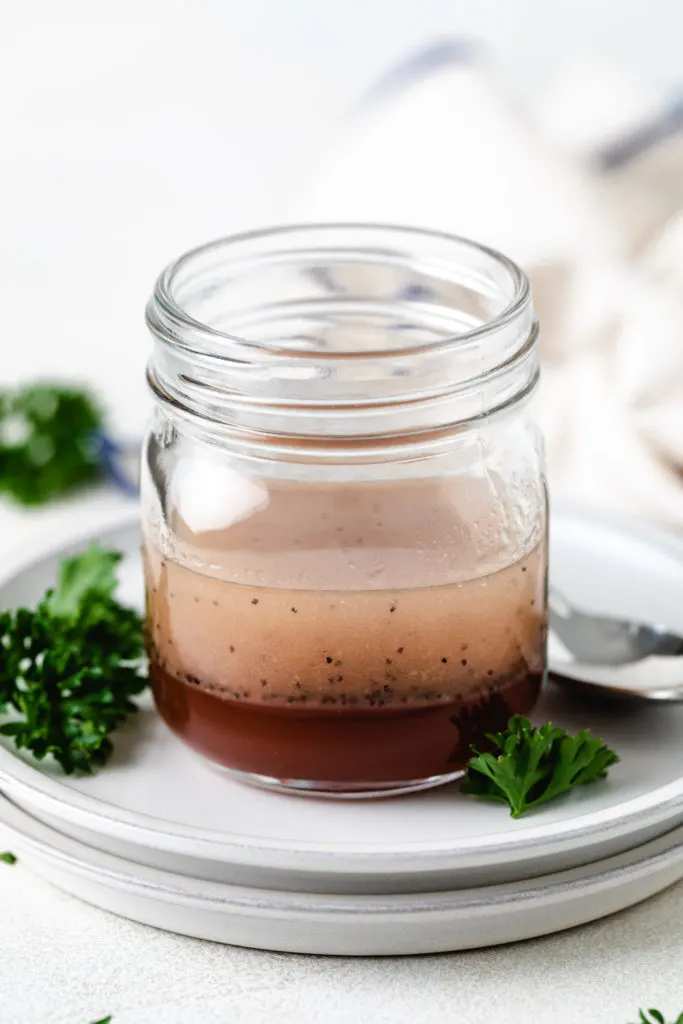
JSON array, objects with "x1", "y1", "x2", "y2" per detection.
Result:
[{"x1": 142, "y1": 225, "x2": 548, "y2": 796}]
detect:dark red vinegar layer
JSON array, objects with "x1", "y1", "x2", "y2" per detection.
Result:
[{"x1": 150, "y1": 659, "x2": 542, "y2": 784}]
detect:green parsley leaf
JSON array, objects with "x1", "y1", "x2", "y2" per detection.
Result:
[
  {"x1": 0, "y1": 851, "x2": 17, "y2": 865},
  {"x1": 0, "y1": 544, "x2": 147, "y2": 774},
  {"x1": 633, "y1": 1012, "x2": 683, "y2": 1024},
  {"x1": 46, "y1": 544, "x2": 120, "y2": 620},
  {"x1": 0, "y1": 383, "x2": 103, "y2": 506},
  {"x1": 89, "y1": 1017, "x2": 113, "y2": 1024},
  {"x1": 461, "y1": 715, "x2": 619, "y2": 818}
]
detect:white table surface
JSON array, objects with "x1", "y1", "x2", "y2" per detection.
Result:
[
  {"x1": 0, "y1": 848, "x2": 682, "y2": 1024},
  {"x1": 0, "y1": 491, "x2": 681, "y2": 1023}
]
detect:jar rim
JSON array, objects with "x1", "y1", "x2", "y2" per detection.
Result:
[
  {"x1": 146, "y1": 223, "x2": 537, "y2": 449},
  {"x1": 149, "y1": 222, "x2": 530, "y2": 361}
]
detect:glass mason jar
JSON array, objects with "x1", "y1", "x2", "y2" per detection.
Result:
[{"x1": 142, "y1": 224, "x2": 547, "y2": 797}]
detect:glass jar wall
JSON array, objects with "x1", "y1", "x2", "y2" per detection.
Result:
[{"x1": 142, "y1": 225, "x2": 547, "y2": 796}]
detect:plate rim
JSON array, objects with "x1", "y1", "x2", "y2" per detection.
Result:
[
  {"x1": 2, "y1": 502, "x2": 683, "y2": 871},
  {"x1": 3, "y1": 791, "x2": 683, "y2": 915}
]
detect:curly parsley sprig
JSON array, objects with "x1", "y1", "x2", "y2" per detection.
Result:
[
  {"x1": 461, "y1": 715, "x2": 619, "y2": 818},
  {"x1": 0, "y1": 383, "x2": 103, "y2": 506},
  {"x1": 0, "y1": 545, "x2": 147, "y2": 774}
]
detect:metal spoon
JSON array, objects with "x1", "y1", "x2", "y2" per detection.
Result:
[
  {"x1": 547, "y1": 656, "x2": 683, "y2": 702},
  {"x1": 549, "y1": 587, "x2": 683, "y2": 665},
  {"x1": 548, "y1": 587, "x2": 683, "y2": 702}
]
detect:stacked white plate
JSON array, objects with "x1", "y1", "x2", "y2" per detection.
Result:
[{"x1": 1, "y1": 507, "x2": 683, "y2": 955}]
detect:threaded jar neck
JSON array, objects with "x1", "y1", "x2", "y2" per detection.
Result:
[{"x1": 146, "y1": 224, "x2": 537, "y2": 454}]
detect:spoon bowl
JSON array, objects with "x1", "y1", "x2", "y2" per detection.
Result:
[
  {"x1": 549, "y1": 587, "x2": 683, "y2": 666},
  {"x1": 548, "y1": 586, "x2": 683, "y2": 702},
  {"x1": 548, "y1": 660, "x2": 683, "y2": 703}
]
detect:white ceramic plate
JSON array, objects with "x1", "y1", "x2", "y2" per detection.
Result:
[
  {"x1": 1, "y1": 506, "x2": 683, "y2": 894},
  {"x1": 2, "y1": 791, "x2": 683, "y2": 955}
]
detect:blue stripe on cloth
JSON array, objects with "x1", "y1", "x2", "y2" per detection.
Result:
[
  {"x1": 596, "y1": 96, "x2": 683, "y2": 169},
  {"x1": 356, "y1": 39, "x2": 477, "y2": 114},
  {"x1": 95, "y1": 432, "x2": 140, "y2": 497}
]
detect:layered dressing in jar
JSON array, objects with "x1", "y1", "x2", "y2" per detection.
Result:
[{"x1": 143, "y1": 225, "x2": 547, "y2": 795}]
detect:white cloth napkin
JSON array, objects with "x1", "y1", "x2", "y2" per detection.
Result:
[{"x1": 290, "y1": 46, "x2": 683, "y2": 527}]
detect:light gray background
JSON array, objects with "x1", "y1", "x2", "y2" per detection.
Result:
[{"x1": 1, "y1": 0, "x2": 682, "y2": 434}]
